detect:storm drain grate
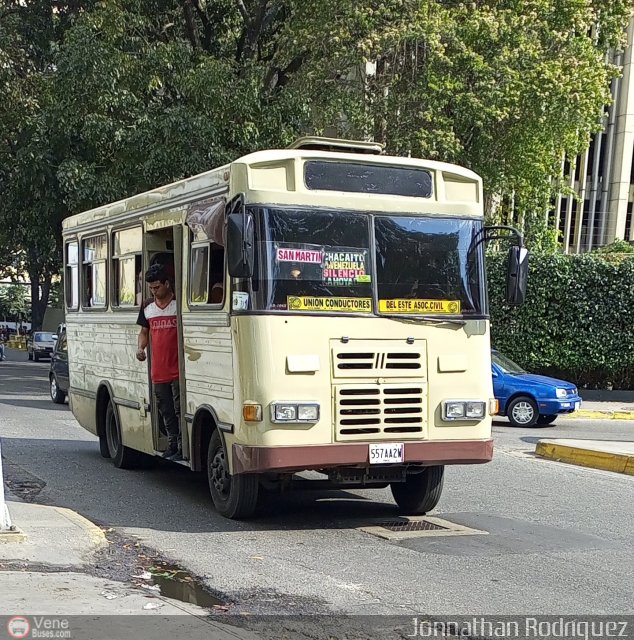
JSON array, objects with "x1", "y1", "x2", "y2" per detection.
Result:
[
  {"x1": 357, "y1": 516, "x2": 487, "y2": 540},
  {"x1": 375, "y1": 519, "x2": 450, "y2": 532}
]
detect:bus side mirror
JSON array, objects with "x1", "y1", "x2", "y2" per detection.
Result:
[
  {"x1": 506, "y1": 246, "x2": 529, "y2": 305},
  {"x1": 227, "y1": 213, "x2": 255, "y2": 278}
]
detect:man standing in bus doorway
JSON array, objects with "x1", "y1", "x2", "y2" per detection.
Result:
[{"x1": 136, "y1": 264, "x2": 182, "y2": 461}]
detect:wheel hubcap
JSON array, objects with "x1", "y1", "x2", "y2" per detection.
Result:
[
  {"x1": 512, "y1": 402, "x2": 534, "y2": 424},
  {"x1": 50, "y1": 378, "x2": 57, "y2": 398},
  {"x1": 210, "y1": 449, "x2": 230, "y2": 498}
]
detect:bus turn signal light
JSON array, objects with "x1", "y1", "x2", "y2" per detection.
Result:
[{"x1": 243, "y1": 404, "x2": 263, "y2": 422}]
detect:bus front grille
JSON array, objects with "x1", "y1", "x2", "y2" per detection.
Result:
[
  {"x1": 335, "y1": 384, "x2": 426, "y2": 441},
  {"x1": 331, "y1": 340, "x2": 427, "y2": 379}
]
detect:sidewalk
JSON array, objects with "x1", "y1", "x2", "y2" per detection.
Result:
[
  {"x1": 561, "y1": 399, "x2": 634, "y2": 421},
  {"x1": 534, "y1": 399, "x2": 634, "y2": 475},
  {"x1": 0, "y1": 498, "x2": 257, "y2": 638}
]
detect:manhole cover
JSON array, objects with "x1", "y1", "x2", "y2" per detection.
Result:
[
  {"x1": 376, "y1": 519, "x2": 449, "y2": 532},
  {"x1": 357, "y1": 516, "x2": 487, "y2": 540}
]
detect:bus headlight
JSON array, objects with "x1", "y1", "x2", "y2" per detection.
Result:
[
  {"x1": 442, "y1": 400, "x2": 486, "y2": 421},
  {"x1": 465, "y1": 402, "x2": 486, "y2": 419},
  {"x1": 271, "y1": 402, "x2": 320, "y2": 423}
]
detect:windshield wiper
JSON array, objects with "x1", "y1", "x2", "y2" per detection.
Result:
[{"x1": 380, "y1": 314, "x2": 466, "y2": 326}]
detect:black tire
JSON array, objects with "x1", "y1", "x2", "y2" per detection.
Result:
[
  {"x1": 507, "y1": 396, "x2": 539, "y2": 427},
  {"x1": 50, "y1": 375, "x2": 65, "y2": 404},
  {"x1": 105, "y1": 401, "x2": 141, "y2": 469},
  {"x1": 99, "y1": 434, "x2": 111, "y2": 458},
  {"x1": 391, "y1": 465, "x2": 445, "y2": 515},
  {"x1": 207, "y1": 430, "x2": 259, "y2": 519},
  {"x1": 537, "y1": 414, "x2": 558, "y2": 425},
  {"x1": 34, "y1": 353, "x2": 39, "y2": 362}
]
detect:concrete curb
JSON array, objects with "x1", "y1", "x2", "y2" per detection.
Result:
[
  {"x1": 0, "y1": 527, "x2": 27, "y2": 544},
  {"x1": 561, "y1": 410, "x2": 634, "y2": 421},
  {"x1": 535, "y1": 441, "x2": 634, "y2": 475},
  {"x1": 54, "y1": 506, "x2": 107, "y2": 549}
]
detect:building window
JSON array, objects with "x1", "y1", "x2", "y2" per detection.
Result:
[
  {"x1": 65, "y1": 241, "x2": 79, "y2": 311},
  {"x1": 82, "y1": 234, "x2": 107, "y2": 308},
  {"x1": 112, "y1": 227, "x2": 142, "y2": 307}
]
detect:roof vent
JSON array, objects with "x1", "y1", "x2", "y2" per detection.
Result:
[{"x1": 288, "y1": 136, "x2": 384, "y2": 155}]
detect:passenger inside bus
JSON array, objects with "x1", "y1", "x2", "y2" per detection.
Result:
[{"x1": 208, "y1": 246, "x2": 225, "y2": 304}]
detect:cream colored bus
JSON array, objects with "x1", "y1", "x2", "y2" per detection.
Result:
[{"x1": 62, "y1": 137, "x2": 527, "y2": 519}]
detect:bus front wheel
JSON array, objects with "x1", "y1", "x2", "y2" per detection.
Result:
[
  {"x1": 390, "y1": 465, "x2": 444, "y2": 515},
  {"x1": 207, "y1": 430, "x2": 259, "y2": 519},
  {"x1": 105, "y1": 401, "x2": 140, "y2": 469}
]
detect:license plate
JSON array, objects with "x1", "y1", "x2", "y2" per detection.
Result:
[
  {"x1": 561, "y1": 402, "x2": 571, "y2": 408},
  {"x1": 369, "y1": 443, "x2": 404, "y2": 464}
]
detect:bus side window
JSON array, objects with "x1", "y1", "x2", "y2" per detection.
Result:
[
  {"x1": 65, "y1": 241, "x2": 79, "y2": 311},
  {"x1": 190, "y1": 240, "x2": 225, "y2": 305},
  {"x1": 209, "y1": 243, "x2": 225, "y2": 304},
  {"x1": 112, "y1": 227, "x2": 143, "y2": 307},
  {"x1": 82, "y1": 234, "x2": 107, "y2": 308}
]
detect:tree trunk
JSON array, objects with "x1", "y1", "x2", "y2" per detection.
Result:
[{"x1": 29, "y1": 272, "x2": 51, "y2": 331}]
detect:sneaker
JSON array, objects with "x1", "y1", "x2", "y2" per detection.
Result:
[
  {"x1": 161, "y1": 446, "x2": 178, "y2": 459},
  {"x1": 167, "y1": 450, "x2": 184, "y2": 462}
]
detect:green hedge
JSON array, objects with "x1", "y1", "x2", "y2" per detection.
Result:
[{"x1": 486, "y1": 252, "x2": 634, "y2": 389}]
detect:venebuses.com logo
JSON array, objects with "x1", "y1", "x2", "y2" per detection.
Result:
[
  {"x1": 5, "y1": 616, "x2": 71, "y2": 639},
  {"x1": 7, "y1": 617, "x2": 30, "y2": 640}
]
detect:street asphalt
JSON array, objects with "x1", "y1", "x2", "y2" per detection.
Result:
[{"x1": 1, "y1": 347, "x2": 633, "y2": 635}]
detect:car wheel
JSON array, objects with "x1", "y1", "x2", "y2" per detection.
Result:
[
  {"x1": 207, "y1": 430, "x2": 259, "y2": 519},
  {"x1": 507, "y1": 396, "x2": 539, "y2": 427},
  {"x1": 50, "y1": 375, "x2": 65, "y2": 404},
  {"x1": 537, "y1": 414, "x2": 558, "y2": 425},
  {"x1": 34, "y1": 353, "x2": 39, "y2": 362}
]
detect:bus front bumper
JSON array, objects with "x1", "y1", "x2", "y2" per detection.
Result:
[{"x1": 232, "y1": 439, "x2": 493, "y2": 474}]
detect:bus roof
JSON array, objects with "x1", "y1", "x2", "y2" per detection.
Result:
[{"x1": 63, "y1": 147, "x2": 482, "y2": 233}]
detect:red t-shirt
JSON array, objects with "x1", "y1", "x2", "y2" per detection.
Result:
[{"x1": 137, "y1": 298, "x2": 179, "y2": 384}]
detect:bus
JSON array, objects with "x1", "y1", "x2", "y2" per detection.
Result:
[{"x1": 62, "y1": 136, "x2": 527, "y2": 519}]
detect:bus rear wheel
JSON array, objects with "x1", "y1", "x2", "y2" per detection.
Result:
[
  {"x1": 105, "y1": 401, "x2": 140, "y2": 469},
  {"x1": 390, "y1": 465, "x2": 444, "y2": 515},
  {"x1": 207, "y1": 430, "x2": 259, "y2": 519}
]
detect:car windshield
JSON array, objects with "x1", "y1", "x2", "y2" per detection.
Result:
[
  {"x1": 242, "y1": 206, "x2": 486, "y2": 316},
  {"x1": 492, "y1": 351, "x2": 525, "y2": 374},
  {"x1": 35, "y1": 333, "x2": 54, "y2": 342}
]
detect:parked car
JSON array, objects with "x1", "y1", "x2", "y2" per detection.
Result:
[
  {"x1": 491, "y1": 349, "x2": 581, "y2": 427},
  {"x1": 27, "y1": 331, "x2": 56, "y2": 361},
  {"x1": 49, "y1": 330, "x2": 69, "y2": 404}
]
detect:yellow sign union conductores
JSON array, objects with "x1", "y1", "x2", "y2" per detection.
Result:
[{"x1": 287, "y1": 297, "x2": 372, "y2": 312}]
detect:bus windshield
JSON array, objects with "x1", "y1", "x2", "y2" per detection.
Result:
[{"x1": 246, "y1": 207, "x2": 486, "y2": 317}]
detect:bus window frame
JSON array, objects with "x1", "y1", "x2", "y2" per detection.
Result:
[
  {"x1": 64, "y1": 238, "x2": 80, "y2": 312},
  {"x1": 187, "y1": 234, "x2": 227, "y2": 310},
  {"x1": 81, "y1": 233, "x2": 109, "y2": 311},
  {"x1": 111, "y1": 224, "x2": 143, "y2": 311}
]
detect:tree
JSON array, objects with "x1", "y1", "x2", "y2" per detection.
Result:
[
  {"x1": 0, "y1": 0, "x2": 631, "y2": 313},
  {"x1": 282, "y1": 0, "x2": 631, "y2": 247},
  {"x1": 0, "y1": 1, "x2": 97, "y2": 329},
  {"x1": 0, "y1": 284, "x2": 30, "y2": 324}
]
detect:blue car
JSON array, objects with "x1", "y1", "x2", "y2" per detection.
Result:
[{"x1": 491, "y1": 350, "x2": 581, "y2": 427}]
